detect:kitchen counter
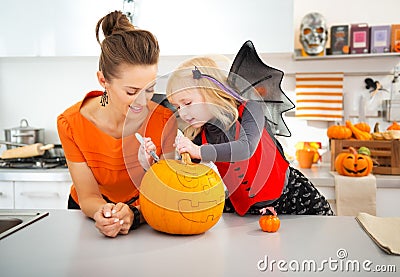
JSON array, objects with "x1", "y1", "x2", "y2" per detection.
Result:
[
  {"x1": 7, "y1": 164, "x2": 398, "y2": 215},
  {"x1": 0, "y1": 210, "x2": 398, "y2": 276},
  {"x1": 297, "y1": 163, "x2": 400, "y2": 189},
  {"x1": 298, "y1": 163, "x2": 400, "y2": 217},
  {"x1": 1, "y1": 163, "x2": 400, "y2": 188},
  {"x1": 0, "y1": 168, "x2": 71, "y2": 182}
]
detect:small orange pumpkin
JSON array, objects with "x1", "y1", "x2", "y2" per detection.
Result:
[
  {"x1": 387, "y1": 121, "x2": 400, "y2": 130},
  {"x1": 259, "y1": 207, "x2": 280, "y2": 233},
  {"x1": 139, "y1": 154, "x2": 225, "y2": 235},
  {"x1": 334, "y1": 147, "x2": 373, "y2": 177},
  {"x1": 327, "y1": 124, "x2": 352, "y2": 139},
  {"x1": 259, "y1": 215, "x2": 280, "y2": 232}
]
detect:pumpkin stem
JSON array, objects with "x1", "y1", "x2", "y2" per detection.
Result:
[
  {"x1": 259, "y1": 206, "x2": 277, "y2": 216},
  {"x1": 181, "y1": 152, "x2": 194, "y2": 165},
  {"x1": 348, "y1": 146, "x2": 358, "y2": 155}
]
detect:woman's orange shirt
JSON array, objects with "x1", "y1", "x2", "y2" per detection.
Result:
[{"x1": 57, "y1": 91, "x2": 177, "y2": 205}]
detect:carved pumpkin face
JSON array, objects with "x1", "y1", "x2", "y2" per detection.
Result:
[
  {"x1": 139, "y1": 159, "x2": 225, "y2": 235},
  {"x1": 334, "y1": 147, "x2": 373, "y2": 177}
]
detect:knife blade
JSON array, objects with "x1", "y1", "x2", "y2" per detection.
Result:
[{"x1": 135, "y1": 133, "x2": 160, "y2": 162}]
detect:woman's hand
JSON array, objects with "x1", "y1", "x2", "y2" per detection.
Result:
[
  {"x1": 138, "y1": 136, "x2": 157, "y2": 170},
  {"x1": 174, "y1": 135, "x2": 201, "y2": 160},
  {"x1": 93, "y1": 202, "x2": 134, "y2": 237},
  {"x1": 112, "y1": 202, "x2": 135, "y2": 235}
]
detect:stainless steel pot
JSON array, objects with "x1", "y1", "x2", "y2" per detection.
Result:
[
  {"x1": 4, "y1": 119, "x2": 45, "y2": 149},
  {"x1": 45, "y1": 144, "x2": 65, "y2": 158}
]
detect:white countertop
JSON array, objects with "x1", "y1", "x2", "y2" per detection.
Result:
[{"x1": 0, "y1": 210, "x2": 399, "y2": 276}]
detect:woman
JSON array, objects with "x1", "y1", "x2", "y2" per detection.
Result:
[
  {"x1": 57, "y1": 11, "x2": 177, "y2": 237},
  {"x1": 167, "y1": 56, "x2": 333, "y2": 216}
]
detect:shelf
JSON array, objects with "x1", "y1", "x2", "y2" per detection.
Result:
[{"x1": 293, "y1": 49, "x2": 400, "y2": 61}]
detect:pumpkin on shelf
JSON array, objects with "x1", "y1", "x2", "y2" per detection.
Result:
[
  {"x1": 387, "y1": 121, "x2": 400, "y2": 130},
  {"x1": 327, "y1": 124, "x2": 352, "y2": 139},
  {"x1": 334, "y1": 146, "x2": 373, "y2": 177},
  {"x1": 139, "y1": 153, "x2": 225, "y2": 235},
  {"x1": 354, "y1": 122, "x2": 371, "y2": 133},
  {"x1": 345, "y1": 120, "x2": 372, "y2": 140}
]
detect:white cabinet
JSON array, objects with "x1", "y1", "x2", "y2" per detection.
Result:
[
  {"x1": 0, "y1": 181, "x2": 14, "y2": 209},
  {"x1": 14, "y1": 181, "x2": 71, "y2": 209},
  {"x1": 0, "y1": 0, "x2": 122, "y2": 57},
  {"x1": 0, "y1": 169, "x2": 72, "y2": 209}
]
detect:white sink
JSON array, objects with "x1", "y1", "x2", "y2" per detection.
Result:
[{"x1": 0, "y1": 211, "x2": 49, "y2": 239}]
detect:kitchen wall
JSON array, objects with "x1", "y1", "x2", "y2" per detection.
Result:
[
  {"x1": 135, "y1": 0, "x2": 293, "y2": 54},
  {"x1": 0, "y1": 0, "x2": 293, "y2": 148},
  {"x1": 0, "y1": 0, "x2": 399, "y2": 161}
]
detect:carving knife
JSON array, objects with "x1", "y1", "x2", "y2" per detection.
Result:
[{"x1": 135, "y1": 133, "x2": 160, "y2": 162}]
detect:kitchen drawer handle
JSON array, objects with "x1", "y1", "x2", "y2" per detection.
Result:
[
  {"x1": 12, "y1": 134, "x2": 34, "y2": 137},
  {"x1": 20, "y1": 191, "x2": 60, "y2": 198}
]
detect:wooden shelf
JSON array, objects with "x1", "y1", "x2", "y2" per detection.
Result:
[{"x1": 293, "y1": 50, "x2": 400, "y2": 61}]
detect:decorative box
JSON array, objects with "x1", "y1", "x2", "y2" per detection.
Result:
[
  {"x1": 350, "y1": 23, "x2": 370, "y2": 54},
  {"x1": 370, "y1": 25, "x2": 391, "y2": 53},
  {"x1": 391, "y1": 24, "x2": 400, "y2": 52},
  {"x1": 330, "y1": 25, "x2": 349, "y2": 55}
]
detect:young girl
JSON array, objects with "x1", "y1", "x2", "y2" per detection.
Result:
[{"x1": 166, "y1": 57, "x2": 334, "y2": 216}]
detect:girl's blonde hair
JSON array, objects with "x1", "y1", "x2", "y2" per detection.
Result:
[{"x1": 166, "y1": 57, "x2": 240, "y2": 139}]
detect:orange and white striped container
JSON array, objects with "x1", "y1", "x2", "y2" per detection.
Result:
[{"x1": 295, "y1": 72, "x2": 344, "y2": 121}]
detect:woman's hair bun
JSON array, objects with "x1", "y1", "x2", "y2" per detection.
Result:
[{"x1": 96, "y1": 10, "x2": 135, "y2": 43}]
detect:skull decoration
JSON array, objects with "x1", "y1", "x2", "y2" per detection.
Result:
[{"x1": 300, "y1": 12, "x2": 328, "y2": 55}]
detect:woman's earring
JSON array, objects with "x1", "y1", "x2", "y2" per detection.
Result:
[{"x1": 100, "y1": 89, "x2": 108, "y2": 107}]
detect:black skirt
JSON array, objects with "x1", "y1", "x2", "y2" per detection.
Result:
[
  {"x1": 224, "y1": 166, "x2": 334, "y2": 216},
  {"x1": 270, "y1": 167, "x2": 334, "y2": 215}
]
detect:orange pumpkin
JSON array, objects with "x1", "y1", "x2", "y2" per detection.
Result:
[
  {"x1": 327, "y1": 124, "x2": 352, "y2": 139},
  {"x1": 334, "y1": 147, "x2": 373, "y2": 177},
  {"x1": 354, "y1": 122, "x2": 371, "y2": 133},
  {"x1": 259, "y1": 207, "x2": 280, "y2": 233},
  {"x1": 139, "y1": 154, "x2": 225, "y2": 235},
  {"x1": 387, "y1": 121, "x2": 400, "y2": 130},
  {"x1": 259, "y1": 215, "x2": 280, "y2": 232}
]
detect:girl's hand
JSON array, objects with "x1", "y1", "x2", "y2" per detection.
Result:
[
  {"x1": 138, "y1": 136, "x2": 157, "y2": 170},
  {"x1": 174, "y1": 135, "x2": 201, "y2": 160}
]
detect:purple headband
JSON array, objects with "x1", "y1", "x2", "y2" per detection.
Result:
[{"x1": 192, "y1": 66, "x2": 243, "y2": 102}]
